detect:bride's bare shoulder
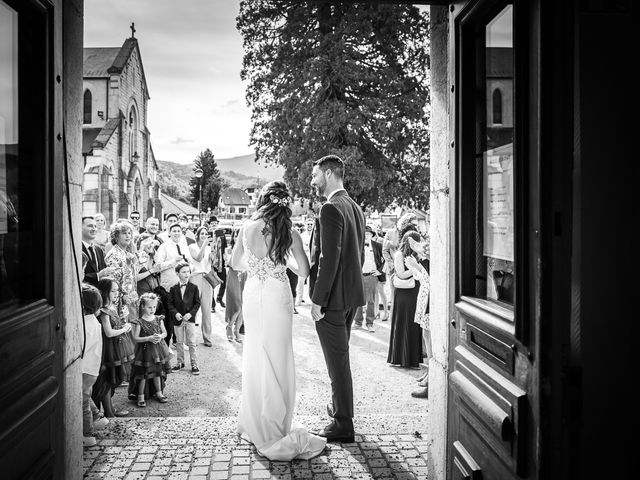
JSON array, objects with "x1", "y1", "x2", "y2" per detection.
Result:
[{"x1": 242, "y1": 219, "x2": 267, "y2": 237}]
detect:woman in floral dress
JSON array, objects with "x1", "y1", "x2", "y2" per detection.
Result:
[{"x1": 104, "y1": 220, "x2": 140, "y2": 322}]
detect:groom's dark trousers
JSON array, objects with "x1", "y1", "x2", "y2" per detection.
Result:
[
  {"x1": 314, "y1": 307, "x2": 358, "y2": 422},
  {"x1": 309, "y1": 190, "x2": 365, "y2": 431}
]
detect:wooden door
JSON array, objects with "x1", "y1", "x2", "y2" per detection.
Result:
[
  {"x1": 447, "y1": 1, "x2": 539, "y2": 478},
  {"x1": 0, "y1": 0, "x2": 64, "y2": 478}
]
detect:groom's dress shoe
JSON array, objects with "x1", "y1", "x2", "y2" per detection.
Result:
[{"x1": 316, "y1": 422, "x2": 355, "y2": 443}]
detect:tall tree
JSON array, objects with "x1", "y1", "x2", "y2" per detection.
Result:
[
  {"x1": 237, "y1": 1, "x2": 430, "y2": 210},
  {"x1": 189, "y1": 149, "x2": 229, "y2": 213}
]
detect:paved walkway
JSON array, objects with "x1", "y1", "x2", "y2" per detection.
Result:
[{"x1": 84, "y1": 414, "x2": 430, "y2": 479}]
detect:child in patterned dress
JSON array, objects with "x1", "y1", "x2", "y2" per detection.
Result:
[
  {"x1": 96, "y1": 277, "x2": 135, "y2": 417},
  {"x1": 130, "y1": 292, "x2": 171, "y2": 407}
]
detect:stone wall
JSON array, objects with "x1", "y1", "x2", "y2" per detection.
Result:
[
  {"x1": 62, "y1": 0, "x2": 85, "y2": 478},
  {"x1": 113, "y1": 46, "x2": 152, "y2": 219},
  {"x1": 83, "y1": 43, "x2": 157, "y2": 223},
  {"x1": 427, "y1": 6, "x2": 450, "y2": 480},
  {"x1": 101, "y1": 130, "x2": 120, "y2": 223},
  {"x1": 116, "y1": 46, "x2": 147, "y2": 161},
  {"x1": 119, "y1": 48, "x2": 148, "y2": 126},
  {"x1": 83, "y1": 78, "x2": 108, "y2": 128}
]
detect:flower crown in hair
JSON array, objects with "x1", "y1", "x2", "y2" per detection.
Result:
[{"x1": 270, "y1": 194, "x2": 290, "y2": 207}]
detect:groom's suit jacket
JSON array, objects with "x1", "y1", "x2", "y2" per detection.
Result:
[{"x1": 309, "y1": 190, "x2": 366, "y2": 310}]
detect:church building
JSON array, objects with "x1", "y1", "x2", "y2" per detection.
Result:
[{"x1": 81, "y1": 27, "x2": 161, "y2": 224}]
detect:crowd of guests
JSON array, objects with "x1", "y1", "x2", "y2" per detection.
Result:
[
  {"x1": 355, "y1": 212, "x2": 431, "y2": 400},
  {"x1": 80, "y1": 210, "x2": 240, "y2": 447},
  {"x1": 79, "y1": 208, "x2": 431, "y2": 446}
]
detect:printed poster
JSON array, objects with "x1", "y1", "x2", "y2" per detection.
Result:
[{"x1": 483, "y1": 143, "x2": 514, "y2": 262}]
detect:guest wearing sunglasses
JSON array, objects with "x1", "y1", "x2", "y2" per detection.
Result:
[{"x1": 129, "y1": 211, "x2": 145, "y2": 235}]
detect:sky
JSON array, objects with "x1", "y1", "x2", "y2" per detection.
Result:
[
  {"x1": 84, "y1": 0, "x2": 253, "y2": 164},
  {"x1": 0, "y1": 3, "x2": 18, "y2": 144}
]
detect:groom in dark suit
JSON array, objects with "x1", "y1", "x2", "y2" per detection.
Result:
[{"x1": 309, "y1": 155, "x2": 365, "y2": 443}]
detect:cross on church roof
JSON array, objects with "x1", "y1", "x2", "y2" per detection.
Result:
[{"x1": 130, "y1": 22, "x2": 136, "y2": 38}]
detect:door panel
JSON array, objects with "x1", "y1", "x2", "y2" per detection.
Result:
[
  {"x1": 457, "y1": 298, "x2": 515, "y2": 374},
  {"x1": 451, "y1": 441, "x2": 482, "y2": 480},
  {"x1": 451, "y1": 345, "x2": 526, "y2": 473},
  {"x1": 448, "y1": 1, "x2": 539, "y2": 479},
  {"x1": 0, "y1": 0, "x2": 62, "y2": 478},
  {"x1": 0, "y1": 304, "x2": 58, "y2": 452}
]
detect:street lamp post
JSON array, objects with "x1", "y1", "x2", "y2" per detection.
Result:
[{"x1": 194, "y1": 167, "x2": 203, "y2": 225}]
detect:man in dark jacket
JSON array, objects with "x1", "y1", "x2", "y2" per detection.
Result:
[
  {"x1": 82, "y1": 216, "x2": 113, "y2": 287},
  {"x1": 309, "y1": 155, "x2": 365, "y2": 443},
  {"x1": 353, "y1": 225, "x2": 385, "y2": 332}
]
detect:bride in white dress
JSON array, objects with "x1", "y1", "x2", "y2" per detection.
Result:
[{"x1": 231, "y1": 181, "x2": 326, "y2": 461}]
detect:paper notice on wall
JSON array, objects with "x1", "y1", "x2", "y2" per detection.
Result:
[{"x1": 483, "y1": 144, "x2": 514, "y2": 262}]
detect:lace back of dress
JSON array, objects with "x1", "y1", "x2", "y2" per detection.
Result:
[{"x1": 243, "y1": 225, "x2": 288, "y2": 283}]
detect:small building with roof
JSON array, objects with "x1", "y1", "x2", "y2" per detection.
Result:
[
  {"x1": 244, "y1": 183, "x2": 261, "y2": 209},
  {"x1": 159, "y1": 192, "x2": 199, "y2": 223},
  {"x1": 218, "y1": 188, "x2": 252, "y2": 219},
  {"x1": 81, "y1": 30, "x2": 161, "y2": 225}
]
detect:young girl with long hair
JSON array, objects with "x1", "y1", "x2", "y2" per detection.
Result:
[
  {"x1": 130, "y1": 292, "x2": 171, "y2": 407},
  {"x1": 95, "y1": 277, "x2": 135, "y2": 417}
]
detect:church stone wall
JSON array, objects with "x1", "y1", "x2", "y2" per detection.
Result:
[
  {"x1": 82, "y1": 38, "x2": 159, "y2": 225},
  {"x1": 83, "y1": 78, "x2": 108, "y2": 128}
]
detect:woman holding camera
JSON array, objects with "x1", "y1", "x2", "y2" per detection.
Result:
[
  {"x1": 224, "y1": 228, "x2": 246, "y2": 342},
  {"x1": 387, "y1": 229, "x2": 424, "y2": 369},
  {"x1": 188, "y1": 226, "x2": 214, "y2": 347}
]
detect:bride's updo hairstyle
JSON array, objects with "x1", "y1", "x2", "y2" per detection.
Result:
[{"x1": 252, "y1": 181, "x2": 293, "y2": 265}]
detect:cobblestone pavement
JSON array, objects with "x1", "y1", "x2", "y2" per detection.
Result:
[{"x1": 84, "y1": 415, "x2": 430, "y2": 480}]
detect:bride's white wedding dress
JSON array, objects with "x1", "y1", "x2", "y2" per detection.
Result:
[{"x1": 236, "y1": 229, "x2": 326, "y2": 461}]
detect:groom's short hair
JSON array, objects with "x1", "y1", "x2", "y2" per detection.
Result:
[{"x1": 314, "y1": 155, "x2": 345, "y2": 179}]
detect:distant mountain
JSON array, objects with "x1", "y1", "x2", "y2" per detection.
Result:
[
  {"x1": 215, "y1": 153, "x2": 285, "y2": 182},
  {"x1": 156, "y1": 160, "x2": 192, "y2": 203},
  {"x1": 157, "y1": 154, "x2": 284, "y2": 201}
]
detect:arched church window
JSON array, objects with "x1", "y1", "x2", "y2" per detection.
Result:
[
  {"x1": 492, "y1": 88, "x2": 503, "y2": 124},
  {"x1": 134, "y1": 178, "x2": 142, "y2": 211},
  {"x1": 83, "y1": 89, "x2": 92, "y2": 124},
  {"x1": 128, "y1": 107, "x2": 138, "y2": 162}
]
